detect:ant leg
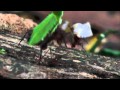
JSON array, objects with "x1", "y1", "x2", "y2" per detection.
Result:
[
  {"x1": 62, "y1": 33, "x2": 67, "y2": 48},
  {"x1": 81, "y1": 43, "x2": 85, "y2": 50},
  {"x1": 36, "y1": 46, "x2": 43, "y2": 64},
  {"x1": 83, "y1": 38, "x2": 88, "y2": 44},
  {"x1": 49, "y1": 47, "x2": 52, "y2": 56},
  {"x1": 18, "y1": 31, "x2": 29, "y2": 46},
  {"x1": 79, "y1": 38, "x2": 88, "y2": 51},
  {"x1": 63, "y1": 37, "x2": 67, "y2": 48},
  {"x1": 48, "y1": 47, "x2": 59, "y2": 66},
  {"x1": 40, "y1": 47, "x2": 43, "y2": 60},
  {"x1": 42, "y1": 49, "x2": 50, "y2": 58},
  {"x1": 38, "y1": 43, "x2": 48, "y2": 63},
  {"x1": 37, "y1": 46, "x2": 53, "y2": 65},
  {"x1": 81, "y1": 39, "x2": 90, "y2": 58}
]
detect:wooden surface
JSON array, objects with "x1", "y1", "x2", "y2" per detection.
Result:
[{"x1": 0, "y1": 32, "x2": 120, "y2": 79}]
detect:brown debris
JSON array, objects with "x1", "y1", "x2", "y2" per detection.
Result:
[{"x1": 0, "y1": 13, "x2": 37, "y2": 35}]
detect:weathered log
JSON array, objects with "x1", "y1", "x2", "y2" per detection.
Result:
[
  {"x1": 0, "y1": 32, "x2": 120, "y2": 79},
  {"x1": 0, "y1": 13, "x2": 120, "y2": 79}
]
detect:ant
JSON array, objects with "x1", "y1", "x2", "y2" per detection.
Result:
[
  {"x1": 18, "y1": 27, "x2": 67, "y2": 64},
  {"x1": 18, "y1": 20, "x2": 93, "y2": 64}
]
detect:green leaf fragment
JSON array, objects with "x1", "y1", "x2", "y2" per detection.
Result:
[
  {"x1": 0, "y1": 48, "x2": 7, "y2": 54},
  {"x1": 28, "y1": 11, "x2": 64, "y2": 45}
]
